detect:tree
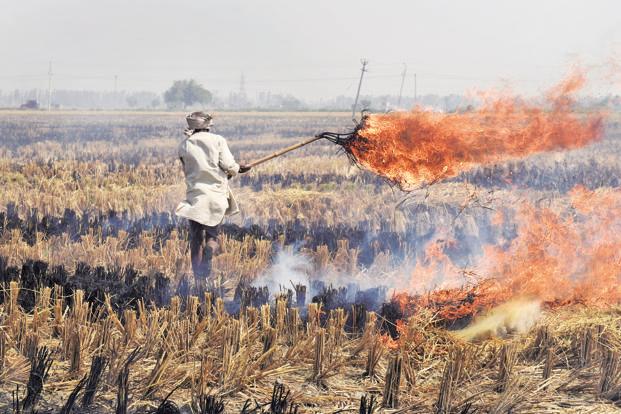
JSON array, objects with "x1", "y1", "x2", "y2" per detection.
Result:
[
  {"x1": 126, "y1": 95, "x2": 138, "y2": 108},
  {"x1": 164, "y1": 79, "x2": 212, "y2": 109},
  {"x1": 280, "y1": 95, "x2": 304, "y2": 110}
]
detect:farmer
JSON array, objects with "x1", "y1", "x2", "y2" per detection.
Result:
[{"x1": 176, "y1": 111, "x2": 251, "y2": 290}]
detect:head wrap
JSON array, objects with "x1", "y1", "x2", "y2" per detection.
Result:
[{"x1": 184, "y1": 111, "x2": 214, "y2": 136}]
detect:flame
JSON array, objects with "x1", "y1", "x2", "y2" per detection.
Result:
[
  {"x1": 481, "y1": 187, "x2": 621, "y2": 306},
  {"x1": 345, "y1": 72, "x2": 604, "y2": 190},
  {"x1": 399, "y1": 186, "x2": 621, "y2": 322}
]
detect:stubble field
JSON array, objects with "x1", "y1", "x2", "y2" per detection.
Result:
[{"x1": 1, "y1": 110, "x2": 621, "y2": 413}]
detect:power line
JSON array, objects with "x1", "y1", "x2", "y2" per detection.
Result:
[
  {"x1": 0, "y1": 75, "x2": 48, "y2": 79},
  {"x1": 0, "y1": 72, "x2": 403, "y2": 84},
  {"x1": 0, "y1": 59, "x2": 563, "y2": 99}
]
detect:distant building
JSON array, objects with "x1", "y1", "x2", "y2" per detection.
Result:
[{"x1": 19, "y1": 99, "x2": 39, "y2": 109}]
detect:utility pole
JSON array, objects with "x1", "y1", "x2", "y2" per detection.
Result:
[
  {"x1": 47, "y1": 61, "x2": 53, "y2": 111},
  {"x1": 112, "y1": 75, "x2": 119, "y2": 109},
  {"x1": 352, "y1": 58, "x2": 368, "y2": 123},
  {"x1": 414, "y1": 73, "x2": 417, "y2": 103},
  {"x1": 239, "y1": 72, "x2": 247, "y2": 108},
  {"x1": 114, "y1": 75, "x2": 118, "y2": 109},
  {"x1": 398, "y1": 63, "x2": 407, "y2": 107},
  {"x1": 239, "y1": 73, "x2": 246, "y2": 97}
]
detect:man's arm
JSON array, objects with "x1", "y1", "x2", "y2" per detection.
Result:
[
  {"x1": 178, "y1": 141, "x2": 185, "y2": 168},
  {"x1": 218, "y1": 137, "x2": 240, "y2": 177}
]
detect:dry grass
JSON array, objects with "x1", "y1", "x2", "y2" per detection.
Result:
[
  {"x1": 1, "y1": 111, "x2": 621, "y2": 412},
  {"x1": 2, "y1": 286, "x2": 621, "y2": 413}
]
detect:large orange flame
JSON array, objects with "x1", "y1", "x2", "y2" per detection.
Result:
[
  {"x1": 484, "y1": 186, "x2": 621, "y2": 306},
  {"x1": 400, "y1": 186, "x2": 621, "y2": 321},
  {"x1": 346, "y1": 72, "x2": 604, "y2": 190}
]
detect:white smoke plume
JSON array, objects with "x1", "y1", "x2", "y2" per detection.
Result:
[
  {"x1": 454, "y1": 298, "x2": 542, "y2": 341},
  {"x1": 253, "y1": 248, "x2": 311, "y2": 300}
]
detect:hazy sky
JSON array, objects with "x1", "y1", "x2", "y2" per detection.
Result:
[{"x1": 1, "y1": 0, "x2": 620, "y2": 100}]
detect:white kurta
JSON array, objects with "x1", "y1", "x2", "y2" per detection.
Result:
[{"x1": 175, "y1": 131, "x2": 240, "y2": 226}]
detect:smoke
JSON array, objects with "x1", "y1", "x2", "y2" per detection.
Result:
[
  {"x1": 252, "y1": 248, "x2": 312, "y2": 298},
  {"x1": 252, "y1": 244, "x2": 395, "y2": 306},
  {"x1": 454, "y1": 298, "x2": 541, "y2": 341},
  {"x1": 392, "y1": 185, "x2": 621, "y2": 321},
  {"x1": 472, "y1": 187, "x2": 621, "y2": 306},
  {"x1": 252, "y1": 186, "x2": 620, "y2": 316}
]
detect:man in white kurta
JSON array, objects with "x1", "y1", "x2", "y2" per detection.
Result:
[{"x1": 176, "y1": 111, "x2": 250, "y2": 285}]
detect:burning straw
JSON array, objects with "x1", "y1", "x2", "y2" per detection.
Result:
[{"x1": 327, "y1": 71, "x2": 604, "y2": 190}]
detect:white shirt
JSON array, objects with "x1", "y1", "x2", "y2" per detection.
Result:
[{"x1": 175, "y1": 131, "x2": 240, "y2": 226}]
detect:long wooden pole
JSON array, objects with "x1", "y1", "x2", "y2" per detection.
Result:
[{"x1": 246, "y1": 135, "x2": 323, "y2": 168}]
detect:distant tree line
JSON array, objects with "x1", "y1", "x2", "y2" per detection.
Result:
[
  {"x1": 1, "y1": 82, "x2": 620, "y2": 112},
  {"x1": 0, "y1": 89, "x2": 161, "y2": 110}
]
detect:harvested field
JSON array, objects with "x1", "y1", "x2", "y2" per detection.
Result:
[
  {"x1": 1, "y1": 111, "x2": 621, "y2": 413},
  {"x1": 2, "y1": 284, "x2": 621, "y2": 413}
]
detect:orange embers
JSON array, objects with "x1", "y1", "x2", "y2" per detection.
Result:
[
  {"x1": 393, "y1": 280, "x2": 501, "y2": 322},
  {"x1": 345, "y1": 72, "x2": 604, "y2": 190}
]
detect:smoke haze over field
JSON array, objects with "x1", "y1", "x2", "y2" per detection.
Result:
[{"x1": 1, "y1": 0, "x2": 620, "y2": 100}]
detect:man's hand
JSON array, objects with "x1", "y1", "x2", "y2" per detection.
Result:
[{"x1": 239, "y1": 164, "x2": 252, "y2": 174}]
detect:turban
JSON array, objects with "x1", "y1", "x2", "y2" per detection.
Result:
[{"x1": 185, "y1": 111, "x2": 213, "y2": 136}]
